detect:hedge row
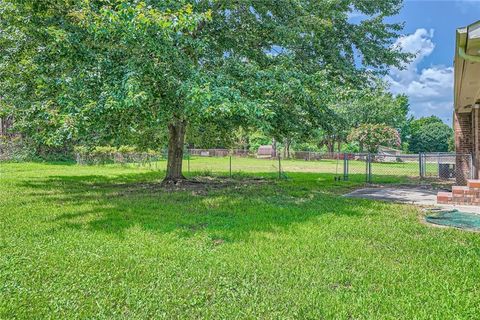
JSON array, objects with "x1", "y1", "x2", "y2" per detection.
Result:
[{"x1": 74, "y1": 146, "x2": 162, "y2": 165}]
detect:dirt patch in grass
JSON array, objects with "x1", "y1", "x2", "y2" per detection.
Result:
[
  {"x1": 329, "y1": 281, "x2": 353, "y2": 291},
  {"x1": 112, "y1": 176, "x2": 270, "y2": 196},
  {"x1": 211, "y1": 238, "x2": 225, "y2": 246},
  {"x1": 179, "y1": 222, "x2": 209, "y2": 233}
]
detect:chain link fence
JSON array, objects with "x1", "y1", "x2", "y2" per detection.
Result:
[
  {"x1": 319, "y1": 152, "x2": 472, "y2": 185},
  {"x1": 184, "y1": 149, "x2": 281, "y2": 177},
  {"x1": 338, "y1": 152, "x2": 473, "y2": 185},
  {"x1": 68, "y1": 148, "x2": 475, "y2": 185}
]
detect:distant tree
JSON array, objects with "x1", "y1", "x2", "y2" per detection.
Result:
[
  {"x1": 408, "y1": 116, "x2": 453, "y2": 153},
  {"x1": 340, "y1": 85, "x2": 409, "y2": 130},
  {"x1": 348, "y1": 124, "x2": 401, "y2": 153},
  {"x1": 448, "y1": 134, "x2": 455, "y2": 152},
  {"x1": 317, "y1": 83, "x2": 409, "y2": 153}
]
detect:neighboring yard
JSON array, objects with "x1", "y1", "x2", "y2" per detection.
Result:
[
  {"x1": 1, "y1": 162, "x2": 480, "y2": 318},
  {"x1": 183, "y1": 156, "x2": 414, "y2": 175}
]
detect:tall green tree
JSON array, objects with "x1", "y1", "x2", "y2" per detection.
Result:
[
  {"x1": 1, "y1": 0, "x2": 410, "y2": 182},
  {"x1": 407, "y1": 116, "x2": 453, "y2": 153}
]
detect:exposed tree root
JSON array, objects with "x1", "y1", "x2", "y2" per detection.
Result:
[{"x1": 161, "y1": 175, "x2": 188, "y2": 187}]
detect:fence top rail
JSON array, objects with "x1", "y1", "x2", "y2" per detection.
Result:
[{"x1": 185, "y1": 149, "x2": 472, "y2": 157}]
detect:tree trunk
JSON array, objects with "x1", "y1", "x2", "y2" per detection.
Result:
[
  {"x1": 271, "y1": 138, "x2": 277, "y2": 158},
  {"x1": 164, "y1": 119, "x2": 187, "y2": 184},
  {"x1": 284, "y1": 138, "x2": 291, "y2": 159},
  {"x1": 327, "y1": 139, "x2": 334, "y2": 155}
]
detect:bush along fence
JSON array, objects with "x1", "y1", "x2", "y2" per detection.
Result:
[
  {"x1": 70, "y1": 147, "x2": 474, "y2": 184},
  {"x1": 74, "y1": 146, "x2": 163, "y2": 167},
  {"x1": 0, "y1": 136, "x2": 35, "y2": 161}
]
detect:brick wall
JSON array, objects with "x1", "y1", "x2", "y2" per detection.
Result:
[{"x1": 454, "y1": 111, "x2": 473, "y2": 184}]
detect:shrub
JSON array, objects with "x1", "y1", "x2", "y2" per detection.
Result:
[
  {"x1": 115, "y1": 145, "x2": 137, "y2": 164},
  {"x1": 73, "y1": 145, "x2": 89, "y2": 155},
  {"x1": 0, "y1": 136, "x2": 36, "y2": 162},
  {"x1": 73, "y1": 145, "x2": 160, "y2": 165},
  {"x1": 91, "y1": 146, "x2": 117, "y2": 164},
  {"x1": 117, "y1": 145, "x2": 137, "y2": 154},
  {"x1": 73, "y1": 146, "x2": 90, "y2": 164},
  {"x1": 348, "y1": 124, "x2": 401, "y2": 153}
]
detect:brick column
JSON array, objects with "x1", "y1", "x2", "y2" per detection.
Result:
[{"x1": 455, "y1": 111, "x2": 473, "y2": 185}]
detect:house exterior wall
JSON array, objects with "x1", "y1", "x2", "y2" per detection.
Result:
[
  {"x1": 454, "y1": 111, "x2": 474, "y2": 184},
  {"x1": 453, "y1": 21, "x2": 480, "y2": 185}
]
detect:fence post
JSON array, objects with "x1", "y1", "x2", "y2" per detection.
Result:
[
  {"x1": 278, "y1": 154, "x2": 282, "y2": 179},
  {"x1": 365, "y1": 153, "x2": 371, "y2": 183},
  {"x1": 229, "y1": 156, "x2": 232, "y2": 178},
  {"x1": 437, "y1": 152, "x2": 440, "y2": 176},
  {"x1": 188, "y1": 154, "x2": 190, "y2": 174},
  {"x1": 418, "y1": 153, "x2": 423, "y2": 179},
  {"x1": 368, "y1": 154, "x2": 372, "y2": 183},
  {"x1": 365, "y1": 154, "x2": 368, "y2": 183},
  {"x1": 343, "y1": 153, "x2": 348, "y2": 181}
]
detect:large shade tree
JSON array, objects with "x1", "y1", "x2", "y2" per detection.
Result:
[{"x1": 0, "y1": 0, "x2": 410, "y2": 182}]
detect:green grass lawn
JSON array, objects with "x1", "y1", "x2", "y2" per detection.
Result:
[{"x1": 1, "y1": 162, "x2": 479, "y2": 318}]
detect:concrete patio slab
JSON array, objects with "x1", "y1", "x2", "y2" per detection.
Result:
[{"x1": 345, "y1": 187, "x2": 480, "y2": 214}]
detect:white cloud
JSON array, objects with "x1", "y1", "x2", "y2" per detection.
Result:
[
  {"x1": 386, "y1": 28, "x2": 454, "y2": 123},
  {"x1": 396, "y1": 28, "x2": 435, "y2": 59}
]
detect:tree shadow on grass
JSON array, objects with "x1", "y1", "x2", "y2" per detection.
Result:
[{"x1": 18, "y1": 171, "x2": 387, "y2": 242}]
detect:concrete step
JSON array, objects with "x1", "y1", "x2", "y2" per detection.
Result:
[
  {"x1": 467, "y1": 180, "x2": 480, "y2": 188},
  {"x1": 452, "y1": 186, "x2": 469, "y2": 195},
  {"x1": 437, "y1": 191, "x2": 452, "y2": 204},
  {"x1": 438, "y1": 185, "x2": 480, "y2": 206}
]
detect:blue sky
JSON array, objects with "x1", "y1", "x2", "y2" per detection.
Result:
[{"x1": 367, "y1": 0, "x2": 480, "y2": 124}]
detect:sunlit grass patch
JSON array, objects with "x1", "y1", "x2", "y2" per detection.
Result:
[{"x1": 1, "y1": 162, "x2": 479, "y2": 318}]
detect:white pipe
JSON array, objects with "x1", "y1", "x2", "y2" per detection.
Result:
[{"x1": 458, "y1": 46, "x2": 480, "y2": 62}]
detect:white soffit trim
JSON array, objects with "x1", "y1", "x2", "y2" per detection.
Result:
[{"x1": 455, "y1": 21, "x2": 480, "y2": 113}]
